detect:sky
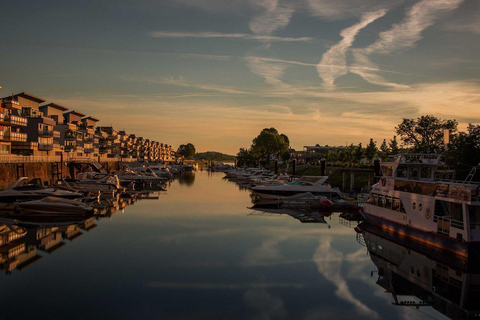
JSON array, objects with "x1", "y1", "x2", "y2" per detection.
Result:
[{"x1": 0, "y1": 0, "x2": 479, "y2": 154}]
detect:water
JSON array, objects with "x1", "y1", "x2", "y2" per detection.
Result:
[{"x1": 0, "y1": 171, "x2": 459, "y2": 319}]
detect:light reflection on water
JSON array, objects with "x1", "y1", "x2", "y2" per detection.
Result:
[{"x1": 0, "y1": 171, "x2": 459, "y2": 319}]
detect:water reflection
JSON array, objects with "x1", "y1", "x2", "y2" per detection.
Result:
[
  {"x1": 0, "y1": 193, "x2": 155, "y2": 275},
  {"x1": 358, "y1": 221, "x2": 480, "y2": 320},
  {"x1": 248, "y1": 206, "x2": 333, "y2": 226},
  {"x1": 178, "y1": 172, "x2": 195, "y2": 186}
]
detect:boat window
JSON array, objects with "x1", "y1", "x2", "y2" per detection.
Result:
[
  {"x1": 382, "y1": 166, "x2": 393, "y2": 177},
  {"x1": 378, "y1": 195, "x2": 385, "y2": 207},
  {"x1": 396, "y1": 167, "x2": 407, "y2": 178},
  {"x1": 469, "y1": 205, "x2": 480, "y2": 229},
  {"x1": 421, "y1": 166, "x2": 432, "y2": 179},
  {"x1": 384, "y1": 196, "x2": 392, "y2": 209},
  {"x1": 392, "y1": 198, "x2": 401, "y2": 211},
  {"x1": 372, "y1": 194, "x2": 378, "y2": 206},
  {"x1": 409, "y1": 167, "x2": 419, "y2": 180}
]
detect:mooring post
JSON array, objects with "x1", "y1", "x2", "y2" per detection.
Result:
[
  {"x1": 320, "y1": 158, "x2": 326, "y2": 176},
  {"x1": 342, "y1": 172, "x2": 346, "y2": 192},
  {"x1": 292, "y1": 159, "x2": 297, "y2": 175},
  {"x1": 350, "y1": 172, "x2": 355, "y2": 193}
]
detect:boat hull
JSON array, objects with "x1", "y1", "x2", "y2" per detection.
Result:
[{"x1": 361, "y1": 210, "x2": 480, "y2": 260}]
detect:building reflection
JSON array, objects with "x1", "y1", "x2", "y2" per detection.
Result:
[
  {"x1": 0, "y1": 192, "x2": 153, "y2": 274},
  {"x1": 357, "y1": 221, "x2": 480, "y2": 320}
]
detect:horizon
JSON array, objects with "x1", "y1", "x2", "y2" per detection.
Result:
[{"x1": 1, "y1": 0, "x2": 479, "y2": 155}]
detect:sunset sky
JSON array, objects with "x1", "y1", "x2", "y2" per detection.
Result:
[{"x1": 1, "y1": 0, "x2": 479, "y2": 154}]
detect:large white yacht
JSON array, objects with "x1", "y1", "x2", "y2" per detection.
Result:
[{"x1": 362, "y1": 154, "x2": 480, "y2": 258}]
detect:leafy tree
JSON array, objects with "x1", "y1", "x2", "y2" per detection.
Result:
[
  {"x1": 344, "y1": 144, "x2": 357, "y2": 166},
  {"x1": 395, "y1": 115, "x2": 457, "y2": 153},
  {"x1": 236, "y1": 148, "x2": 255, "y2": 167},
  {"x1": 389, "y1": 136, "x2": 400, "y2": 155},
  {"x1": 249, "y1": 128, "x2": 289, "y2": 164},
  {"x1": 177, "y1": 143, "x2": 196, "y2": 159},
  {"x1": 447, "y1": 124, "x2": 480, "y2": 168},
  {"x1": 365, "y1": 139, "x2": 378, "y2": 161}
]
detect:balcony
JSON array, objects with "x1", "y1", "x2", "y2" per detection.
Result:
[
  {"x1": 53, "y1": 131, "x2": 61, "y2": 139},
  {"x1": 65, "y1": 133, "x2": 76, "y2": 141},
  {"x1": 84, "y1": 148, "x2": 94, "y2": 153},
  {"x1": 38, "y1": 144, "x2": 54, "y2": 151},
  {"x1": 0, "y1": 114, "x2": 28, "y2": 126},
  {"x1": 64, "y1": 145, "x2": 77, "y2": 152},
  {"x1": 0, "y1": 131, "x2": 28, "y2": 142},
  {"x1": 38, "y1": 128, "x2": 54, "y2": 137}
]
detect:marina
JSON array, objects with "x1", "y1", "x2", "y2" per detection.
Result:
[{"x1": 0, "y1": 166, "x2": 474, "y2": 319}]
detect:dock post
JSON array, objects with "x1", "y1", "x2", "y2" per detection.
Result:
[
  {"x1": 342, "y1": 172, "x2": 346, "y2": 192},
  {"x1": 320, "y1": 158, "x2": 326, "y2": 176},
  {"x1": 275, "y1": 160, "x2": 278, "y2": 174},
  {"x1": 373, "y1": 158, "x2": 381, "y2": 183},
  {"x1": 350, "y1": 172, "x2": 355, "y2": 193},
  {"x1": 292, "y1": 159, "x2": 296, "y2": 175}
]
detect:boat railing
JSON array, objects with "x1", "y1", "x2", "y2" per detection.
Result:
[{"x1": 433, "y1": 215, "x2": 464, "y2": 230}]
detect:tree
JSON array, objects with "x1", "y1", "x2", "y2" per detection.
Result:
[
  {"x1": 395, "y1": 115, "x2": 457, "y2": 153},
  {"x1": 389, "y1": 136, "x2": 400, "y2": 155},
  {"x1": 236, "y1": 148, "x2": 255, "y2": 167},
  {"x1": 365, "y1": 139, "x2": 378, "y2": 161},
  {"x1": 447, "y1": 124, "x2": 480, "y2": 168},
  {"x1": 177, "y1": 143, "x2": 196, "y2": 159},
  {"x1": 249, "y1": 128, "x2": 289, "y2": 164},
  {"x1": 355, "y1": 143, "x2": 364, "y2": 161},
  {"x1": 379, "y1": 139, "x2": 390, "y2": 160}
]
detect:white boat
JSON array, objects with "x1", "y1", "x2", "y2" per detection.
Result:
[
  {"x1": 361, "y1": 153, "x2": 480, "y2": 259},
  {"x1": 252, "y1": 176, "x2": 342, "y2": 200},
  {"x1": 15, "y1": 196, "x2": 94, "y2": 215},
  {"x1": 0, "y1": 177, "x2": 83, "y2": 204}
]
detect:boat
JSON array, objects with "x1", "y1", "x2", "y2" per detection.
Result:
[
  {"x1": 251, "y1": 176, "x2": 343, "y2": 200},
  {"x1": 356, "y1": 221, "x2": 480, "y2": 319},
  {"x1": 15, "y1": 196, "x2": 94, "y2": 215},
  {"x1": 0, "y1": 177, "x2": 83, "y2": 205},
  {"x1": 361, "y1": 153, "x2": 480, "y2": 259}
]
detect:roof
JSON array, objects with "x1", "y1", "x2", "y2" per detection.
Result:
[
  {"x1": 82, "y1": 116, "x2": 100, "y2": 122},
  {"x1": 39, "y1": 103, "x2": 68, "y2": 111},
  {"x1": 13, "y1": 92, "x2": 46, "y2": 103},
  {"x1": 64, "y1": 110, "x2": 86, "y2": 117}
]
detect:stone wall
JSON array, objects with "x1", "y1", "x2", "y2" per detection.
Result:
[{"x1": 0, "y1": 161, "x2": 118, "y2": 189}]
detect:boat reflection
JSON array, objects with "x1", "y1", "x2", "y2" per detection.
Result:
[
  {"x1": 357, "y1": 221, "x2": 480, "y2": 320},
  {"x1": 248, "y1": 205, "x2": 333, "y2": 226},
  {"x1": 0, "y1": 191, "x2": 156, "y2": 275}
]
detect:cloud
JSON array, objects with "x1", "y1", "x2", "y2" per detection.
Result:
[
  {"x1": 245, "y1": 56, "x2": 289, "y2": 88},
  {"x1": 306, "y1": 0, "x2": 402, "y2": 20},
  {"x1": 150, "y1": 31, "x2": 312, "y2": 42},
  {"x1": 313, "y1": 238, "x2": 380, "y2": 318},
  {"x1": 351, "y1": 0, "x2": 464, "y2": 88},
  {"x1": 244, "y1": 288, "x2": 289, "y2": 320},
  {"x1": 248, "y1": 0, "x2": 295, "y2": 36},
  {"x1": 317, "y1": 9, "x2": 387, "y2": 88},
  {"x1": 365, "y1": 0, "x2": 464, "y2": 55}
]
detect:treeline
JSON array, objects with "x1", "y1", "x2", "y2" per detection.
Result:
[{"x1": 236, "y1": 116, "x2": 480, "y2": 171}]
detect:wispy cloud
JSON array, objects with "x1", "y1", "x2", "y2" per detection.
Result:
[
  {"x1": 313, "y1": 238, "x2": 380, "y2": 318},
  {"x1": 307, "y1": 0, "x2": 402, "y2": 20},
  {"x1": 317, "y1": 9, "x2": 387, "y2": 88},
  {"x1": 245, "y1": 56, "x2": 289, "y2": 88},
  {"x1": 150, "y1": 31, "x2": 312, "y2": 42},
  {"x1": 248, "y1": 0, "x2": 295, "y2": 36},
  {"x1": 351, "y1": 0, "x2": 464, "y2": 87},
  {"x1": 365, "y1": 0, "x2": 464, "y2": 55}
]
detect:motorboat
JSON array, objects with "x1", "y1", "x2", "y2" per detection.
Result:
[
  {"x1": 361, "y1": 153, "x2": 480, "y2": 259},
  {"x1": 0, "y1": 177, "x2": 83, "y2": 204},
  {"x1": 252, "y1": 176, "x2": 343, "y2": 200},
  {"x1": 15, "y1": 197, "x2": 94, "y2": 215}
]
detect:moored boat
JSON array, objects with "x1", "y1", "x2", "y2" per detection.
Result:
[{"x1": 361, "y1": 153, "x2": 480, "y2": 259}]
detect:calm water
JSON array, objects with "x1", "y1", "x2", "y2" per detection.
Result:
[{"x1": 0, "y1": 171, "x2": 461, "y2": 319}]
